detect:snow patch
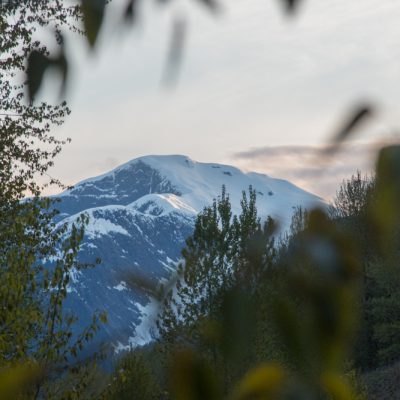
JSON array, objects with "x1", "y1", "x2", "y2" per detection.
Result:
[
  {"x1": 129, "y1": 193, "x2": 196, "y2": 217},
  {"x1": 113, "y1": 299, "x2": 159, "y2": 353},
  {"x1": 85, "y1": 218, "x2": 130, "y2": 239},
  {"x1": 113, "y1": 281, "x2": 128, "y2": 291},
  {"x1": 133, "y1": 299, "x2": 159, "y2": 346}
]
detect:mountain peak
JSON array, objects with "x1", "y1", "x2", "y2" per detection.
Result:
[
  {"x1": 55, "y1": 154, "x2": 323, "y2": 225},
  {"x1": 53, "y1": 154, "x2": 324, "y2": 357}
]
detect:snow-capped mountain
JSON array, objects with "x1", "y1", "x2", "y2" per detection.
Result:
[{"x1": 53, "y1": 155, "x2": 323, "y2": 356}]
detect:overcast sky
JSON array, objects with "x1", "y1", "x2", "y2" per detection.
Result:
[{"x1": 42, "y1": 0, "x2": 400, "y2": 199}]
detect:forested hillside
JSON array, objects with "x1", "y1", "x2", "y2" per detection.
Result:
[
  {"x1": 2, "y1": 0, "x2": 400, "y2": 399},
  {"x1": 104, "y1": 171, "x2": 400, "y2": 400}
]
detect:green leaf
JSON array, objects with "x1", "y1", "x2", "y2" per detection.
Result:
[
  {"x1": 99, "y1": 312, "x2": 108, "y2": 324},
  {"x1": 27, "y1": 50, "x2": 51, "y2": 101},
  {"x1": 81, "y1": 0, "x2": 107, "y2": 48},
  {"x1": 321, "y1": 371, "x2": 356, "y2": 400},
  {"x1": 0, "y1": 363, "x2": 42, "y2": 399},
  {"x1": 170, "y1": 350, "x2": 220, "y2": 400},
  {"x1": 232, "y1": 363, "x2": 286, "y2": 400}
]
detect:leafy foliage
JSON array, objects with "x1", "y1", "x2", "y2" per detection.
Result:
[
  {"x1": 152, "y1": 164, "x2": 400, "y2": 399},
  {"x1": 0, "y1": 171, "x2": 106, "y2": 400},
  {"x1": 0, "y1": 1, "x2": 106, "y2": 398},
  {"x1": 105, "y1": 351, "x2": 162, "y2": 400},
  {"x1": 0, "y1": 0, "x2": 80, "y2": 196},
  {"x1": 3, "y1": 1, "x2": 400, "y2": 399},
  {"x1": 330, "y1": 171, "x2": 375, "y2": 220}
]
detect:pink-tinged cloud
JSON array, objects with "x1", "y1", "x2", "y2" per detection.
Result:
[{"x1": 231, "y1": 141, "x2": 394, "y2": 200}]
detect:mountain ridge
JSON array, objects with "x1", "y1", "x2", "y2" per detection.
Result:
[
  {"x1": 52, "y1": 154, "x2": 324, "y2": 356},
  {"x1": 55, "y1": 154, "x2": 322, "y2": 226}
]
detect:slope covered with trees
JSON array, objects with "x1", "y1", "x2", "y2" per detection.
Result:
[
  {"x1": 2, "y1": 0, "x2": 400, "y2": 399},
  {"x1": 108, "y1": 168, "x2": 400, "y2": 400}
]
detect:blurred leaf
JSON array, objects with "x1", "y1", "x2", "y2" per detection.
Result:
[
  {"x1": 281, "y1": 0, "x2": 302, "y2": 15},
  {"x1": 232, "y1": 363, "x2": 285, "y2": 400},
  {"x1": 0, "y1": 363, "x2": 42, "y2": 399},
  {"x1": 325, "y1": 104, "x2": 374, "y2": 155},
  {"x1": 124, "y1": 0, "x2": 136, "y2": 24},
  {"x1": 27, "y1": 33, "x2": 69, "y2": 100},
  {"x1": 162, "y1": 16, "x2": 186, "y2": 86},
  {"x1": 99, "y1": 311, "x2": 108, "y2": 324},
  {"x1": 321, "y1": 372, "x2": 355, "y2": 400},
  {"x1": 272, "y1": 297, "x2": 306, "y2": 370},
  {"x1": 275, "y1": 207, "x2": 361, "y2": 377},
  {"x1": 27, "y1": 50, "x2": 51, "y2": 101},
  {"x1": 125, "y1": 273, "x2": 158, "y2": 295},
  {"x1": 196, "y1": 0, "x2": 220, "y2": 13},
  {"x1": 169, "y1": 350, "x2": 220, "y2": 400},
  {"x1": 124, "y1": 270, "x2": 165, "y2": 301},
  {"x1": 81, "y1": 0, "x2": 107, "y2": 48},
  {"x1": 371, "y1": 145, "x2": 400, "y2": 257},
  {"x1": 220, "y1": 287, "x2": 256, "y2": 361},
  {"x1": 55, "y1": 49, "x2": 69, "y2": 97},
  {"x1": 305, "y1": 208, "x2": 361, "y2": 280}
]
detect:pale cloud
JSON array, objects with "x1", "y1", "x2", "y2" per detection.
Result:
[
  {"x1": 41, "y1": 0, "x2": 400, "y2": 196},
  {"x1": 230, "y1": 141, "x2": 393, "y2": 200}
]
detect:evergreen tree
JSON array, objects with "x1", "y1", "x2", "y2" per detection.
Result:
[
  {"x1": 105, "y1": 351, "x2": 162, "y2": 400},
  {"x1": 157, "y1": 187, "x2": 278, "y2": 384},
  {"x1": 157, "y1": 186, "x2": 234, "y2": 354}
]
